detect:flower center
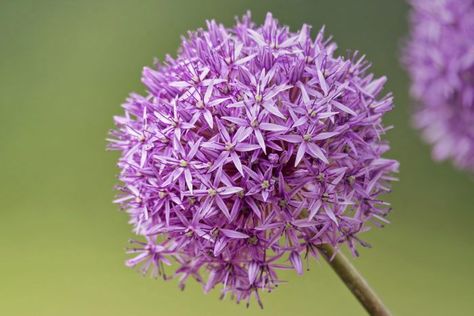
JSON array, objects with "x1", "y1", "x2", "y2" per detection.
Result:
[
  {"x1": 196, "y1": 100, "x2": 204, "y2": 109},
  {"x1": 158, "y1": 191, "x2": 167, "y2": 199},
  {"x1": 227, "y1": 124, "x2": 236, "y2": 133},
  {"x1": 261, "y1": 180, "x2": 270, "y2": 189},
  {"x1": 180, "y1": 160, "x2": 188, "y2": 167},
  {"x1": 248, "y1": 236, "x2": 258, "y2": 245},
  {"x1": 303, "y1": 134, "x2": 312, "y2": 142},
  {"x1": 277, "y1": 97, "x2": 283, "y2": 107},
  {"x1": 224, "y1": 142, "x2": 235, "y2": 151},
  {"x1": 322, "y1": 193, "x2": 330, "y2": 202},
  {"x1": 208, "y1": 188, "x2": 217, "y2": 196},
  {"x1": 255, "y1": 94, "x2": 263, "y2": 103},
  {"x1": 299, "y1": 208, "x2": 309, "y2": 218},
  {"x1": 348, "y1": 175, "x2": 356, "y2": 185}
]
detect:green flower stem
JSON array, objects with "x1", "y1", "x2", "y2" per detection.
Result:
[{"x1": 317, "y1": 244, "x2": 391, "y2": 316}]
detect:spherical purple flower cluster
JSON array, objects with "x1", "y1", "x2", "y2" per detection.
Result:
[
  {"x1": 109, "y1": 12, "x2": 398, "y2": 305},
  {"x1": 404, "y1": 0, "x2": 474, "y2": 171}
]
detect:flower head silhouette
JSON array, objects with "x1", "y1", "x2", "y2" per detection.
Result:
[
  {"x1": 404, "y1": 0, "x2": 474, "y2": 171},
  {"x1": 109, "y1": 12, "x2": 398, "y2": 306}
]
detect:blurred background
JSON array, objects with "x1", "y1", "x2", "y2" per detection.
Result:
[{"x1": 1, "y1": 0, "x2": 473, "y2": 315}]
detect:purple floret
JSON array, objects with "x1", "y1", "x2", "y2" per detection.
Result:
[
  {"x1": 108, "y1": 12, "x2": 398, "y2": 306},
  {"x1": 404, "y1": 0, "x2": 474, "y2": 171}
]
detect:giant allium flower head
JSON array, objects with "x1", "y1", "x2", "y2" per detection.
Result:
[
  {"x1": 109, "y1": 12, "x2": 398, "y2": 306},
  {"x1": 404, "y1": 0, "x2": 474, "y2": 171}
]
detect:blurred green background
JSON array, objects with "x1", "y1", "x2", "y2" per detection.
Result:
[{"x1": 1, "y1": 0, "x2": 473, "y2": 315}]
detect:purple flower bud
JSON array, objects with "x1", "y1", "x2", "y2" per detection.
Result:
[
  {"x1": 109, "y1": 12, "x2": 398, "y2": 306},
  {"x1": 268, "y1": 153, "x2": 279, "y2": 164},
  {"x1": 403, "y1": 0, "x2": 474, "y2": 171}
]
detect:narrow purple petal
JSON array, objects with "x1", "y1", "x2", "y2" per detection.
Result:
[
  {"x1": 307, "y1": 143, "x2": 329, "y2": 163},
  {"x1": 259, "y1": 122, "x2": 288, "y2": 132},
  {"x1": 295, "y1": 142, "x2": 307, "y2": 167},
  {"x1": 220, "y1": 229, "x2": 249, "y2": 239}
]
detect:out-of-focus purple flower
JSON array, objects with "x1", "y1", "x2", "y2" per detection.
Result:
[
  {"x1": 108, "y1": 12, "x2": 398, "y2": 306},
  {"x1": 403, "y1": 0, "x2": 474, "y2": 171}
]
